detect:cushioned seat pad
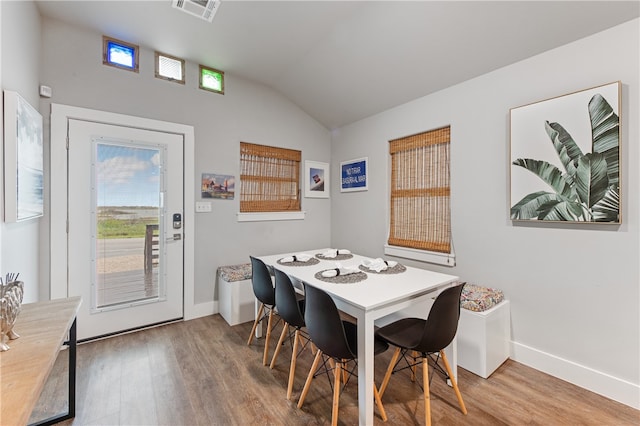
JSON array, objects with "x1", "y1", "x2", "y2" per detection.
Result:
[
  {"x1": 460, "y1": 283, "x2": 504, "y2": 312},
  {"x1": 218, "y1": 263, "x2": 252, "y2": 282}
]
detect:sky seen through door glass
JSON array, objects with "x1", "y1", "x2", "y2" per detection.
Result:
[{"x1": 97, "y1": 144, "x2": 160, "y2": 207}]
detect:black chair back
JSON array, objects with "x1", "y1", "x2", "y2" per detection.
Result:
[
  {"x1": 418, "y1": 282, "x2": 465, "y2": 354},
  {"x1": 304, "y1": 284, "x2": 356, "y2": 360},
  {"x1": 250, "y1": 256, "x2": 275, "y2": 306},
  {"x1": 274, "y1": 269, "x2": 305, "y2": 328}
]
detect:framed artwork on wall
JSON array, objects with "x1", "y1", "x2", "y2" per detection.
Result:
[
  {"x1": 201, "y1": 173, "x2": 235, "y2": 199},
  {"x1": 304, "y1": 161, "x2": 329, "y2": 198},
  {"x1": 510, "y1": 81, "x2": 621, "y2": 223},
  {"x1": 3, "y1": 90, "x2": 44, "y2": 222},
  {"x1": 340, "y1": 157, "x2": 368, "y2": 192}
]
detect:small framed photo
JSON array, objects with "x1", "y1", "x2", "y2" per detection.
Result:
[
  {"x1": 304, "y1": 161, "x2": 329, "y2": 198},
  {"x1": 340, "y1": 157, "x2": 368, "y2": 192},
  {"x1": 201, "y1": 173, "x2": 235, "y2": 199}
]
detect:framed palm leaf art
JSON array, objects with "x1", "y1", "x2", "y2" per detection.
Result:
[{"x1": 510, "y1": 81, "x2": 621, "y2": 223}]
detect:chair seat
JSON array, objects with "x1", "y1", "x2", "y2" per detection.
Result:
[
  {"x1": 343, "y1": 322, "x2": 389, "y2": 356},
  {"x1": 376, "y1": 317, "x2": 425, "y2": 351}
]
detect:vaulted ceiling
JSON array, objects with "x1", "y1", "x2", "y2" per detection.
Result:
[{"x1": 35, "y1": 1, "x2": 639, "y2": 129}]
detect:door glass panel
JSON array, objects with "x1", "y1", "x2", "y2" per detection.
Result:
[{"x1": 92, "y1": 140, "x2": 166, "y2": 310}]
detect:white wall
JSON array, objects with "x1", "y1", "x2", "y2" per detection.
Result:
[
  {"x1": 38, "y1": 17, "x2": 332, "y2": 308},
  {"x1": 0, "y1": 1, "x2": 42, "y2": 303},
  {"x1": 331, "y1": 19, "x2": 639, "y2": 408}
]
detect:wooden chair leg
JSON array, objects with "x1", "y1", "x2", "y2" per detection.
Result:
[
  {"x1": 411, "y1": 350, "x2": 419, "y2": 382},
  {"x1": 298, "y1": 333, "x2": 308, "y2": 354},
  {"x1": 270, "y1": 323, "x2": 289, "y2": 369},
  {"x1": 440, "y1": 350, "x2": 467, "y2": 415},
  {"x1": 379, "y1": 347, "x2": 401, "y2": 399},
  {"x1": 298, "y1": 350, "x2": 323, "y2": 408},
  {"x1": 262, "y1": 308, "x2": 274, "y2": 366},
  {"x1": 331, "y1": 361, "x2": 342, "y2": 426},
  {"x1": 423, "y1": 357, "x2": 431, "y2": 426},
  {"x1": 287, "y1": 329, "x2": 300, "y2": 400},
  {"x1": 247, "y1": 303, "x2": 264, "y2": 345},
  {"x1": 374, "y1": 384, "x2": 387, "y2": 422},
  {"x1": 328, "y1": 358, "x2": 336, "y2": 374}
]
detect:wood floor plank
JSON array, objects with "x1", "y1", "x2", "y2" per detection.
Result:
[{"x1": 32, "y1": 314, "x2": 639, "y2": 425}]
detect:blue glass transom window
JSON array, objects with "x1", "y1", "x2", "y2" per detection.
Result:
[{"x1": 103, "y1": 36, "x2": 139, "y2": 72}]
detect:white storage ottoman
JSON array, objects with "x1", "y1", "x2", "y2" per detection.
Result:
[
  {"x1": 457, "y1": 284, "x2": 511, "y2": 379},
  {"x1": 217, "y1": 263, "x2": 255, "y2": 326}
]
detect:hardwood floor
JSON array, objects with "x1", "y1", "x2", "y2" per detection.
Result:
[{"x1": 29, "y1": 314, "x2": 638, "y2": 425}]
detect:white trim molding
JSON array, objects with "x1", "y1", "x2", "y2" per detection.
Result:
[
  {"x1": 384, "y1": 244, "x2": 456, "y2": 267},
  {"x1": 237, "y1": 211, "x2": 306, "y2": 222},
  {"x1": 511, "y1": 341, "x2": 640, "y2": 410},
  {"x1": 49, "y1": 103, "x2": 197, "y2": 321}
]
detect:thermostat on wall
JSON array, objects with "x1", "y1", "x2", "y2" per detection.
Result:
[{"x1": 39, "y1": 85, "x2": 52, "y2": 98}]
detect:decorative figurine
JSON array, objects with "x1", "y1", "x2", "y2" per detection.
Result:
[{"x1": 0, "y1": 274, "x2": 24, "y2": 351}]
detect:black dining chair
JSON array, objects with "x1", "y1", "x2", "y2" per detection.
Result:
[
  {"x1": 269, "y1": 268, "x2": 310, "y2": 400},
  {"x1": 297, "y1": 284, "x2": 388, "y2": 425},
  {"x1": 375, "y1": 282, "x2": 468, "y2": 426},
  {"x1": 247, "y1": 256, "x2": 279, "y2": 366}
]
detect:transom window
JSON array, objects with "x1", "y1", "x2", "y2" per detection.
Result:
[
  {"x1": 103, "y1": 36, "x2": 139, "y2": 72},
  {"x1": 155, "y1": 52, "x2": 185, "y2": 84},
  {"x1": 239, "y1": 142, "x2": 301, "y2": 212},
  {"x1": 388, "y1": 126, "x2": 452, "y2": 255},
  {"x1": 199, "y1": 65, "x2": 224, "y2": 94}
]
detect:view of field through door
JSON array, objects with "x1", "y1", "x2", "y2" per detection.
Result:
[
  {"x1": 95, "y1": 142, "x2": 161, "y2": 308},
  {"x1": 68, "y1": 120, "x2": 184, "y2": 340}
]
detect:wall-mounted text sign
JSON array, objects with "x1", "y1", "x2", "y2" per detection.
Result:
[{"x1": 340, "y1": 157, "x2": 368, "y2": 192}]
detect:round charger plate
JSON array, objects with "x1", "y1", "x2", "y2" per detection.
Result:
[
  {"x1": 315, "y1": 253, "x2": 354, "y2": 261},
  {"x1": 277, "y1": 258, "x2": 320, "y2": 266},
  {"x1": 314, "y1": 270, "x2": 367, "y2": 284},
  {"x1": 358, "y1": 263, "x2": 407, "y2": 274}
]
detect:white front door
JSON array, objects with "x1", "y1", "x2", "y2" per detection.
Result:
[{"x1": 67, "y1": 119, "x2": 184, "y2": 340}]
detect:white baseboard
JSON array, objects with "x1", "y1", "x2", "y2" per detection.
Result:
[
  {"x1": 184, "y1": 301, "x2": 216, "y2": 320},
  {"x1": 511, "y1": 341, "x2": 640, "y2": 410}
]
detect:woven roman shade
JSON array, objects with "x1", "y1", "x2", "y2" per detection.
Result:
[
  {"x1": 240, "y1": 142, "x2": 301, "y2": 212},
  {"x1": 388, "y1": 126, "x2": 451, "y2": 253}
]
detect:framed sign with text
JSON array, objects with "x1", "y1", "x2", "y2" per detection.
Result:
[{"x1": 340, "y1": 157, "x2": 368, "y2": 192}]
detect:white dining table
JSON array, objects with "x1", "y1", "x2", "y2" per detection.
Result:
[{"x1": 259, "y1": 248, "x2": 459, "y2": 426}]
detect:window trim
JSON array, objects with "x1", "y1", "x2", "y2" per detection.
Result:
[
  {"x1": 102, "y1": 36, "x2": 139, "y2": 73},
  {"x1": 239, "y1": 142, "x2": 302, "y2": 214},
  {"x1": 387, "y1": 126, "x2": 455, "y2": 266},
  {"x1": 384, "y1": 244, "x2": 456, "y2": 267},
  {"x1": 237, "y1": 211, "x2": 306, "y2": 222},
  {"x1": 199, "y1": 65, "x2": 225, "y2": 94},
  {"x1": 154, "y1": 51, "x2": 186, "y2": 84}
]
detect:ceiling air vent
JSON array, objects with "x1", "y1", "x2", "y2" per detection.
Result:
[{"x1": 172, "y1": 0, "x2": 221, "y2": 23}]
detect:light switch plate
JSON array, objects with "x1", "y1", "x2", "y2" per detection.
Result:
[{"x1": 195, "y1": 201, "x2": 212, "y2": 213}]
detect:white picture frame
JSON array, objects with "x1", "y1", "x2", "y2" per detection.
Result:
[
  {"x1": 3, "y1": 91, "x2": 44, "y2": 222},
  {"x1": 510, "y1": 81, "x2": 620, "y2": 223},
  {"x1": 340, "y1": 157, "x2": 368, "y2": 192},
  {"x1": 304, "y1": 160, "x2": 329, "y2": 198}
]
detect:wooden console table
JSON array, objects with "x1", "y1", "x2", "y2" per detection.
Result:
[{"x1": 0, "y1": 297, "x2": 81, "y2": 426}]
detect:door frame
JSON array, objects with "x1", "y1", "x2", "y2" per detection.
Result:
[{"x1": 50, "y1": 104, "x2": 199, "y2": 320}]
